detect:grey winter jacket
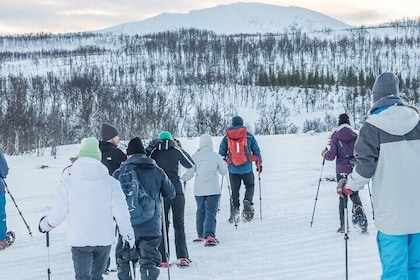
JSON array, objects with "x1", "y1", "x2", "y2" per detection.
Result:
[
  {"x1": 182, "y1": 134, "x2": 228, "y2": 196},
  {"x1": 347, "y1": 103, "x2": 420, "y2": 235}
]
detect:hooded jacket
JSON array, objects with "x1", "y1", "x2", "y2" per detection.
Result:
[
  {"x1": 0, "y1": 153, "x2": 9, "y2": 194},
  {"x1": 99, "y1": 141, "x2": 127, "y2": 175},
  {"x1": 46, "y1": 157, "x2": 134, "y2": 246},
  {"x1": 146, "y1": 139, "x2": 194, "y2": 194},
  {"x1": 182, "y1": 134, "x2": 228, "y2": 196},
  {"x1": 113, "y1": 154, "x2": 175, "y2": 238},
  {"x1": 347, "y1": 100, "x2": 420, "y2": 235},
  {"x1": 324, "y1": 124, "x2": 358, "y2": 175}
]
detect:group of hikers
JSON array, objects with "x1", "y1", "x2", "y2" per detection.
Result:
[{"x1": 2, "y1": 71, "x2": 420, "y2": 279}]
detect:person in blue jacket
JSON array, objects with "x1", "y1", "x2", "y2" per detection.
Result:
[
  {"x1": 219, "y1": 116, "x2": 262, "y2": 223},
  {"x1": 114, "y1": 137, "x2": 175, "y2": 280},
  {"x1": 0, "y1": 152, "x2": 13, "y2": 250},
  {"x1": 340, "y1": 72, "x2": 420, "y2": 279}
]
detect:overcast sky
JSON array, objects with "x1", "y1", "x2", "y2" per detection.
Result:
[{"x1": 1, "y1": 0, "x2": 419, "y2": 34}]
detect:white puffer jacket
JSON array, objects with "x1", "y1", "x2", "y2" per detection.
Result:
[{"x1": 46, "y1": 157, "x2": 134, "y2": 246}]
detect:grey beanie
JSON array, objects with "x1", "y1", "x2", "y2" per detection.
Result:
[
  {"x1": 101, "y1": 123, "x2": 119, "y2": 141},
  {"x1": 372, "y1": 72, "x2": 399, "y2": 102}
]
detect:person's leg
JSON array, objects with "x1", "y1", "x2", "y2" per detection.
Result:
[
  {"x1": 204, "y1": 195, "x2": 220, "y2": 238},
  {"x1": 91, "y1": 245, "x2": 111, "y2": 280},
  {"x1": 338, "y1": 196, "x2": 345, "y2": 228},
  {"x1": 71, "y1": 246, "x2": 94, "y2": 280},
  {"x1": 195, "y1": 196, "x2": 205, "y2": 239},
  {"x1": 377, "y1": 231, "x2": 408, "y2": 280},
  {"x1": 171, "y1": 194, "x2": 189, "y2": 259},
  {"x1": 158, "y1": 199, "x2": 171, "y2": 263},
  {"x1": 242, "y1": 171, "x2": 255, "y2": 204},
  {"x1": 0, "y1": 195, "x2": 6, "y2": 240},
  {"x1": 408, "y1": 233, "x2": 420, "y2": 280},
  {"x1": 138, "y1": 237, "x2": 161, "y2": 280},
  {"x1": 229, "y1": 173, "x2": 241, "y2": 210}
]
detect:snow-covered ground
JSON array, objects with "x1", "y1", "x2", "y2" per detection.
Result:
[{"x1": 0, "y1": 133, "x2": 381, "y2": 279}]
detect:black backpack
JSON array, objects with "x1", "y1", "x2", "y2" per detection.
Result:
[{"x1": 116, "y1": 164, "x2": 156, "y2": 225}]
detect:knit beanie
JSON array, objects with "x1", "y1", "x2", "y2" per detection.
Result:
[
  {"x1": 159, "y1": 131, "x2": 173, "y2": 140},
  {"x1": 338, "y1": 113, "x2": 350, "y2": 126},
  {"x1": 232, "y1": 116, "x2": 244, "y2": 126},
  {"x1": 78, "y1": 137, "x2": 101, "y2": 161},
  {"x1": 372, "y1": 72, "x2": 399, "y2": 102},
  {"x1": 101, "y1": 123, "x2": 119, "y2": 141},
  {"x1": 126, "y1": 137, "x2": 145, "y2": 155}
]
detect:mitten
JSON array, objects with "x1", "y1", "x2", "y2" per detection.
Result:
[
  {"x1": 38, "y1": 216, "x2": 54, "y2": 233},
  {"x1": 123, "y1": 233, "x2": 135, "y2": 249},
  {"x1": 321, "y1": 148, "x2": 328, "y2": 157},
  {"x1": 336, "y1": 178, "x2": 353, "y2": 197}
]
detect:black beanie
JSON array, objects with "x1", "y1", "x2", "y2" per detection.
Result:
[
  {"x1": 232, "y1": 116, "x2": 244, "y2": 126},
  {"x1": 127, "y1": 137, "x2": 145, "y2": 155},
  {"x1": 101, "y1": 123, "x2": 119, "y2": 141},
  {"x1": 338, "y1": 113, "x2": 350, "y2": 126}
]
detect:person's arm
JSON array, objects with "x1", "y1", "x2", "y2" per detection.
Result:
[
  {"x1": 219, "y1": 136, "x2": 228, "y2": 158},
  {"x1": 182, "y1": 154, "x2": 196, "y2": 182},
  {"x1": 0, "y1": 153, "x2": 9, "y2": 178},
  {"x1": 177, "y1": 148, "x2": 195, "y2": 169}
]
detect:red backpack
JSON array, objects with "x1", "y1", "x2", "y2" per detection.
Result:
[{"x1": 226, "y1": 127, "x2": 251, "y2": 166}]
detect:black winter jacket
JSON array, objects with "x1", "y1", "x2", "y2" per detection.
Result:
[{"x1": 99, "y1": 141, "x2": 127, "y2": 175}]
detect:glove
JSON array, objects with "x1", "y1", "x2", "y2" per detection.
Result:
[
  {"x1": 173, "y1": 138, "x2": 182, "y2": 148},
  {"x1": 321, "y1": 148, "x2": 328, "y2": 157},
  {"x1": 256, "y1": 165, "x2": 263, "y2": 173},
  {"x1": 336, "y1": 178, "x2": 353, "y2": 198},
  {"x1": 38, "y1": 216, "x2": 54, "y2": 233},
  {"x1": 123, "y1": 234, "x2": 135, "y2": 249}
]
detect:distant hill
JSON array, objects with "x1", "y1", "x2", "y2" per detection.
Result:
[{"x1": 97, "y1": 2, "x2": 353, "y2": 35}]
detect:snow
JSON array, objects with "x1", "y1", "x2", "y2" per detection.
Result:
[{"x1": 0, "y1": 132, "x2": 382, "y2": 279}]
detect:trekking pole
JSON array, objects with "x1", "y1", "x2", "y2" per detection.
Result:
[
  {"x1": 3, "y1": 179, "x2": 33, "y2": 236},
  {"x1": 367, "y1": 182, "x2": 375, "y2": 220},
  {"x1": 127, "y1": 243, "x2": 136, "y2": 280},
  {"x1": 46, "y1": 232, "x2": 51, "y2": 280},
  {"x1": 161, "y1": 195, "x2": 171, "y2": 280},
  {"x1": 256, "y1": 161, "x2": 262, "y2": 220},
  {"x1": 218, "y1": 176, "x2": 224, "y2": 213},
  {"x1": 343, "y1": 194, "x2": 349, "y2": 280},
  {"x1": 310, "y1": 155, "x2": 326, "y2": 228}
]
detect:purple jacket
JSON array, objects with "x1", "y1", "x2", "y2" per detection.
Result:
[{"x1": 324, "y1": 125, "x2": 357, "y2": 175}]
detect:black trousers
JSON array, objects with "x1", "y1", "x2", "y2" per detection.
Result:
[
  {"x1": 337, "y1": 174, "x2": 363, "y2": 227},
  {"x1": 158, "y1": 194, "x2": 189, "y2": 262},
  {"x1": 229, "y1": 171, "x2": 255, "y2": 210}
]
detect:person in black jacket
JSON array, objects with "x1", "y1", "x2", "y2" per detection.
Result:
[
  {"x1": 99, "y1": 123, "x2": 127, "y2": 175},
  {"x1": 114, "y1": 137, "x2": 175, "y2": 280},
  {"x1": 146, "y1": 131, "x2": 194, "y2": 267}
]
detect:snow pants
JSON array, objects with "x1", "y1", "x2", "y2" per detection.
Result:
[
  {"x1": 337, "y1": 173, "x2": 363, "y2": 227},
  {"x1": 229, "y1": 171, "x2": 255, "y2": 210},
  {"x1": 71, "y1": 245, "x2": 111, "y2": 280},
  {"x1": 195, "y1": 195, "x2": 220, "y2": 238},
  {"x1": 0, "y1": 194, "x2": 6, "y2": 240},
  {"x1": 377, "y1": 231, "x2": 420, "y2": 280},
  {"x1": 158, "y1": 194, "x2": 189, "y2": 262}
]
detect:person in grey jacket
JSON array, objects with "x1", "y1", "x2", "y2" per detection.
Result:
[
  {"x1": 39, "y1": 137, "x2": 135, "y2": 280},
  {"x1": 339, "y1": 72, "x2": 420, "y2": 279},
  {"x1": 182, "y1": 134, "x2": 228, "y2": 246}
]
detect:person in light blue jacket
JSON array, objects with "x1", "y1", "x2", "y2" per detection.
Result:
[
  {"x1": 183, "y1": 134, "x2": 227, "y2": 246},
  {"x1": 0, "y1": 152, "x2": 12, "y2": 250},
  {"x1": 342, "y1": 72, "x2": 420, "y2": 280}
]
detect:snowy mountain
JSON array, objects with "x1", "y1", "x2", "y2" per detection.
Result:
[{"x1": 97, "y1": 2, "x2": 353, "y2": 35}]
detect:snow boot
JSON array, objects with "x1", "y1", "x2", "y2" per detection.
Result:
[
  {"x1": 242, "y1": 200, "x2": 255, "y2": 222},
  {"x1": 204, "y1": 236, "x2": 218, "y2": 247},
  {"x1": 228, "y1": 208, "x2": 240, "y2": 224},
  {"x1": 175, "y1": 258, "x2": 192, "y2": 267},
  {"x1": 352, "y1": 205, "x2": 368, "y2": 233},
  {"x1": 0, "y1": 231, "x2": 15, "y2": 250}
]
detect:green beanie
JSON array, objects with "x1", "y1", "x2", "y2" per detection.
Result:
[
  {"x1": 159, "y1": 131, "x2": 173, "y2": 140},
  {"x1": 78, "y1": 137, "x2": 101, "y2": 161}
]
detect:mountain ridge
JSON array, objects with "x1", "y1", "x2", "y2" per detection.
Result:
[{"x1": 97, "y1": 2, "x2": 353, "y2": 35}]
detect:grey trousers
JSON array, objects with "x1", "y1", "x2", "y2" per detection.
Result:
[{"x1": 71, "y1": 245, "x2": 111, "y2": 280}]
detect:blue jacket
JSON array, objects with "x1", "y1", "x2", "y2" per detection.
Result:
[
  {"x1": 113, "y1": 154, "x2": 175, "y2": 238},
  {"x1": 219, "y1": 126, "x2": 262, "y2": 174},
  {"x1": 0, "y1": 153, "x2": 9, "y2": 194}
]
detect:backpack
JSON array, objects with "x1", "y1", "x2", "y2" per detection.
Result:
[
  {"x1": 116, "y1": 164, "x2": 156, "y2": 225},
  {"x1": 337, "y1": 139, "x2": 357, "y2": 167},
  {"x1": 226, "y1": 127, "x2": 251, "y2": 166}
]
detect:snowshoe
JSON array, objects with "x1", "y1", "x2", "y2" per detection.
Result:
[
  {"x1": 0, "y1": 231, "x2": 15, "y2": 250},
  {"x1": 204, "y1": 236, "x2": 219, "y2": 247},
  {"x1": 336, "y1": 226, "x2": 345, "y2": 233},
  {"x1": 242, "y1": 200, "x2": 255, "y2": 222},
  {"x1": 228, "y1": 208, "x2": 240, "y2": 224},
  {"x1": 352, "y1": 205, "x2": 368, "y2": 233},
  {"x1": 193, "y1": 237, "x2": 204, "y2": 243},
  {"x1": 175, "y1": 258, "x2": 192, "y2": 267}
]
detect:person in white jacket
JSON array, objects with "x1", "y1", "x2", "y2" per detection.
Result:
[
  {"x1": 39, "y1": 137, "x2": 134, "y2": 280},
  {"x1": 182, "y1": 134, "x2": 228, "y2": 246}
]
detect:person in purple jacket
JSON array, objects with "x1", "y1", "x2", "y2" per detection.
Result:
[{"x1": 321, "y1": 113, "x2": 367, "y2": 233}]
